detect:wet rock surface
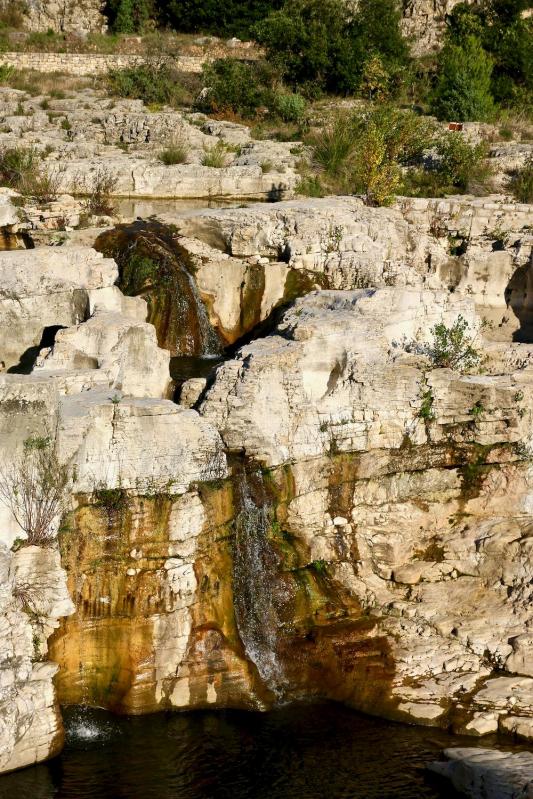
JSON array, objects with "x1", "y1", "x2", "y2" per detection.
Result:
[{"x1": 0, "y1": 194, "x2": 532, "y2": 773}]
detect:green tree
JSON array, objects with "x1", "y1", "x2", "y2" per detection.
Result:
[
  {"x1": 162, "y1": 0, "x2": 282, "y2": 38},
  {"x1": 106, "y1": 0, "x2": 152, "y2": 33},
  {"x1": 350, "y1": 108, "x2": 435, "y2": 205},
  {"x1": 254, "y1": 0, "x2": 409, "y2": 96},
  {"x1": 432, "y1": 35, "x2": 495, "y2": 121},
  {"x1": 445, "y1": 1, "x2": 532, "y2": 107}
]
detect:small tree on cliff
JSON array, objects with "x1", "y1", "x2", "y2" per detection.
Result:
[
  {"x1": 108, "y1": 0, "x2": 152, "y2": 34},
  {"x1": 431, "y1": 35, "x2": 495, "y2": 121},
  {"x1": 0, "y1": 436, "x2": 70, "y2": 546}
]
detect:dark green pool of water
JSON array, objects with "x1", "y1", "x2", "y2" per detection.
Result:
[{"x1": 0, "y1": 702, "x2": 495, "y2": 799}]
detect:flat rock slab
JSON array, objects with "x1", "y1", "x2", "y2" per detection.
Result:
[{"x1": 429, "y1": 747, "x2": 533, "y2": 799}]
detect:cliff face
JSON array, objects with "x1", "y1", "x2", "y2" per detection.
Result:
[
  {"x1": 5, "y1": 0, "x2": 472, "y2": 51},
  {"x1": 0, "y1": 193, "x2": 532, "y2": 774},
  {"x1": 400, "y1": 0, "x2": 477, "y2": 55},
  {"x1": 14, "y1": 0, "x2": 106, "y2": 34}
]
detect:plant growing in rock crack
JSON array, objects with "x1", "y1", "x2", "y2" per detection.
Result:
[
  {"x1": 0, "y1": 435, "x2": 71, "y2": 547},
  {"x1": 419, "y1": 388, "x2": 434, "y2": 420},
  {"x1": 201, "y1": 142, "x2": 228, "y2": 168},
  {"x1": 12, "y1": 581, "x2": 44, "y2": 614},
  {"x1": 421, "y1": 315, "x2": 482, "y2": 372},
  {"x1": 158, "y1": 135, "x2": 189, "y2": 166},
  {"x1": 469, "y1": 400, "x2": 485, "y2": 420}
]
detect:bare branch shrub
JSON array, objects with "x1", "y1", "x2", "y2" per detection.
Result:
[
  {"x1": 0, "y1": 436, "x2": 70, "y2": 546},
  {"x1": 76, "y1": 167, "x2": 116, "y2": 216}
]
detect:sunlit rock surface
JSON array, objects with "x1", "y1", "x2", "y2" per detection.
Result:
[{"x1": 0, "y1": 195, "x2": 533, "y2": 774}]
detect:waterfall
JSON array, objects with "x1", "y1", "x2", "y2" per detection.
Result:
[
  {"x1": 94, "y1": 222, "x2": 222, "y2": 358},
  {"x1": 232, "y1": 465, "x2": 288, "y2": 697}
]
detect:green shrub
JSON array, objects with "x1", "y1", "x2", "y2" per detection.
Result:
[
  {"x1": 254, "y1": 0, "x2": 409, "y2": 96},
  {"x1": 509, "y1": 156, "x2": 533, "y2": 203},
  {"x1": 0, "y1": 64, "x2": 14, "y2": 84},
  {"x1": 162, "y1": 0, "x2": 282, "y2": 38},
  {"x1": 350, "y1": 107, "x2": 435, "y2": 206},
  {"x1": 446, "y1": 0, "x2": 532, "y2": 109},
  {"x1": 197, "y1": 58, "x2": 272, "y2": 117},
  {"x1": 436, "y1": 133, "x2": 491, "y2": 193},
  {"x1": 0, "y1": 145, "x2": 60, "y2": 202},
  {"x1": 431, "y1": 35, "x2": 495, "y2": 121},
  {"x1": 308, "y1": 113, "x2": 357, "y2": 178},
  {"x1": 272, "y1": 91, "x2": 307, "y2": 122},
  {"x1": 427, "y1": 315, "x2": 481, "y2": 371},
  {"x1": 295, "y1": 174, "x2": 325, "y2": 197},
  {"x1": 0, "y1": 0, "x2": 26, "y2": 28},
  {"x1": 108, "y1": 60, "x2": 184, "y2": 106},
  {"x1": 158, "y1": 139, "x2": 188, "y2": 165},
  {"x1": 106, "y1": 0, "x2": 153, "y2": 33},
  {"x1": 201, "y1": 142, "x2": 228, "y2": 168}
]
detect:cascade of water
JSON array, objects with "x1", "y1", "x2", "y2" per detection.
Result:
[
  {"x1": 180, "y1": 266, "x2": 222, "y2": 357},
  {"x1": 232, "y1": 466, "x2": 288, "y2": 698},
  {"x1": 94, "y1": 222, "x2": 223, "y2": 358}
]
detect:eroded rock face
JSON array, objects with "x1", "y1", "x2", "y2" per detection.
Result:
[
  {"x1": 400, "y1": 0, "x2": 477, "y2": 55},
  {"x1": 1, "y1": 196, "x2": 533, "y2": 774},
  {"x1": 12, "y1": 0, "x2": 106, "y2": 34}
]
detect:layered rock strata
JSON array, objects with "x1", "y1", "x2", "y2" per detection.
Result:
[{"x1": 0, "y1": 195, "x2": 532, "y2": 776}]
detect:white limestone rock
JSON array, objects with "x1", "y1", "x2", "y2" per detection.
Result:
[{"x1": 429, "y1": 748, "x2": 533, "y2": 799}]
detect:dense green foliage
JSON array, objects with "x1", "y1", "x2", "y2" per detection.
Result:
[
  {"x1": 161, "y1": 0, "x2": 283, "y2": 37},
  {"x1": 197, "y1": 58, "x2": 272, "y2": 116},
  {"x1": 108, "y1": 60, "x2": 185, "y2": 105},
  {"x1": 105, "y1": 0, "x2": 153, "y2": 33},
  {"x1": 301, "y1": 107, "x2": 492, "y2": 204},
  {"x1": 431, "y1": 36, "x2": 495, "y2": 121},
  {"x1": 435, "y1": 0, "x2": 533, "y2": 114},
  {"x1": 254, "y1": 0, "x2": 409, "y2": 96}
]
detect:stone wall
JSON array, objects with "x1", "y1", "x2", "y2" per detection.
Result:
[{"x1": 0, "y1": 51, "x2": 205, "y2": 75}]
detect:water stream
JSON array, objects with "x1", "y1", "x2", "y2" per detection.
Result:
[
  {"x1": 95, "y1": 221, "x2": 222, "y2": 358},
  {"x1": 232, "y1": 467, "x2": 289, "y2": 697}
]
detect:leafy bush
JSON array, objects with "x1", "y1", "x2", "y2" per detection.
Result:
[
  {"x1": 427, "y1": 316, "x2": 481, "y2": 371},
  {"x1": 435, "y1": 133, "x2": 491, "y2": 193},
  {"x1": 305, "y1": 107, "x2": 435, "y2": 204},
  {"x1": 254, "y1": 0, "x2": 409, "y2": 96},
  {"x1": 0, "y1": 0, "x2": 27, "y2": 28},
  {"x1": 162, "y1": 0, "x2": 282, "y2": 38},
  {"x1": 272, "y1": 91, "x2": 307, "y2": 122},
  {"x1": 509, "y1": 156, "x2": 533, "y2": 203},
  {"x1": 432, "y1": 35, "x2": 495, "y2": 122},
  {"x1": 445, "y1": 0, "x2": 532, "y2": 109},
  {"x1": 106, "y1": 0, "x2": 153, "y2": 33},
  {"x1": 197, "y1": 58, "x2": 272, "y2": 117},
  {"x1": 108, "y1": 60, "x2": 184, "y2": 106}
]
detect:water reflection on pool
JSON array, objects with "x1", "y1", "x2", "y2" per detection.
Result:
[{"x1": 0, "y1": 702, "x2": 496, "y2": 799}]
